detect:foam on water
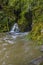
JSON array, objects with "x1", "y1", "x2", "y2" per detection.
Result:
[
  {"x1": 10, "y1": 23, "x2": 19, "y2": 33},
  {"x1": 9, "y1": 23, "x2": 28, "y2": 37}
]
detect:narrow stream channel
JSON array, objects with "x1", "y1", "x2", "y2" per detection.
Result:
[{"x1": 0, "y1": 33, "x2": 43, "y2": 65}]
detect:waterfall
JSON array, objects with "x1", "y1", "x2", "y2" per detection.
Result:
[
  {"x1": 9, "y1": 23, "x2": 28, "y2": 36},
  {"x1": 10, "y1": 23, "x2": 20, "y2": 33}
]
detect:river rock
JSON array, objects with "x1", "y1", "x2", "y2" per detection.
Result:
[
  {"x1": 40, "y1": 45, "x2": 43, "y2": 52},
  {"x1": 29, "y1": 56, "x2": 43, "y2": 65}
]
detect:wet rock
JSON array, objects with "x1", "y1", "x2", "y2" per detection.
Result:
[
  {"x1": 29, "y1": 56, "x2": 43, "y2": 65},
  {"x1": 40, "y1": 45, "x2": 43, "y2": 52}
]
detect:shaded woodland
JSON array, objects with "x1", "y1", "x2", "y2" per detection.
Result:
[{"x1": 0, "y1": 0, "x2": 43, "y2": 42}]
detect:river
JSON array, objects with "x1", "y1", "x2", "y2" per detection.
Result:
[{"x1": 0, "y1": 33, "x2": 43, "y2": 65}]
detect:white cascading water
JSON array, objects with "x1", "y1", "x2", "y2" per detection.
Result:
[
  {"x1": 10, "y1": 23, "x2": 19, "y2": 33},
  {"x1": 9, "y1": 23, "x2": 28, "y2": 37}
]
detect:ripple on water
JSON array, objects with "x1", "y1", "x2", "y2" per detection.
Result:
[
  {"x1": 2, "y1": 43, "x2": 8, "y2": 46},
  {"x1": 2, "y1": 61, "x2": 6, "y2": 65},
  {"x1": 0, "y1": 33, "x2": 43, "y2": 65},
  {"x1": 2, "y1": 48, "x2": 6, "y2": 51}
]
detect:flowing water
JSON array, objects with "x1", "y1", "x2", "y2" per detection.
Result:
[
  {"x1": 0, "y1": 33, "x2": 43, "y2": 65},
  {"x1": 10, "y1": 23, "x2": 20, "y2": 33}
]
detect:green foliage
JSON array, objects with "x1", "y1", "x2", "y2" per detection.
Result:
[
  {"x1": 0, "y1": 0, "x2": 43, "y2": 43},
  {"x1": 0, "y1": 0, "x2": 32, "y2": 32},
  {"x1": 30, "y1": 0, "x2": 43, "y2": 43}
]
